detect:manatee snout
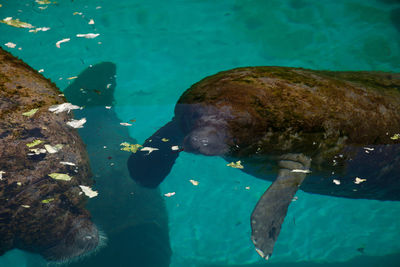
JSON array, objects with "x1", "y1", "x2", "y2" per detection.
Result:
[
  {"x1": 41, "y1": 217, "x2": 101, "y2": 261},
  {"x1": 183, "y1": 125, "x2": 230, "y2": 156}
]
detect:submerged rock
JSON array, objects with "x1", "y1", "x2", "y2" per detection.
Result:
[{"x1": 0, "y1": 47, "x2": 100, "y2": 261}]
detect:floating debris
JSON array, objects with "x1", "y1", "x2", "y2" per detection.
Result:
[
  {"x1": 171, "y1": 145, "x2": 179, "y2": 151},
  {"x1": 227, "y1": 160, "x2": 244, "y2": 169},
  {"x1": 49, "y1": 173, "x2": 72, "y2": 181},
  {"x1": 161, "y1": 138, "x2": 169, "y2": 142},
  {"x1": 363, "y1": 147, "x2": 374, "y2": 151},
  {"x1": 245, "y1": 186, "x2": 250, "y2": 190},
  {"x1": 120, "y1": 122, "x2": 132, "y2": 126},
  {"x1": 41, "y1": 198, "x2": 54, "y2": 204},
  {"x1": 26, "y1": 139, "x2": 43, "y2": 148},
  {"x1": 44, "y1": 144, "x2": 63, "y2": 154},
  {"x1": 105, "y1": 106, "x2": 112, "y2": 109},
  {"x1": 55, "y1": 38, "x2": 70, "y2": 48},
  {"x1": 390, "y1": 133, "x2": 400, "y2": 140},
  {"x1": 120, "y1": 142, "x2": 142, "y2": 153},
  {"x1": 67, "y1": 76, "x2": 78, "y2": 80},
  {"x1": 4, "y1": 42, "x2": 16, "y2": 48},
  {"x1": 141, "y1": 147, "x2": 159, "y2": 154},
  {"x1": 164, "y1": 192, "x2": 176, "y2": 197},
  {"x1": 49, "y1": 103, "x2": 81, "y2": 113},
  {"x1": 88, "y1": 19, "x2": 95, "y2": 25},
  {"x1": 17, "y1": 182, "x2": 22, "y2": 186},
  {"x1": 333, "y1": 179, "x2": 341, "y2": 185},
  {"x1": 292, "y1": 196, "x2": 298, "y2": 202},
  {"x1": 21, "y1": 205, "x2": 30, "y2": 208},
  {"x1": 67, "y1": 118, "x2": 86, "y2": 128},
  {"x1": 189, "y1": 179, "x2": 199, "y2": 186},
  {"x1": 22, "y1": 108, "x2": 39, "y2": 117},
  {"x1": 60, "y1": 161, "x2": 76, "y2": 166},
  {"x1": 73, "y1": 12, "x2": 83, "y2": 16},
  {"x1": 0, "y1": 171, "x2": 5, "y2": 180},
  {"x1": 354, "y1": 177, "x2": 367, "y2": 184},
  {"x1": 1, "y1": 17, "x2": 34, "y2": 29},
  {"x1": 79, "y1": 185, "x2": 98, "y2": 198},
  {"x1": 38, "y1": 69, "x2": 44, "y2": 73},
  {"x1": 291, "y1": 169, "x2": 312, "y2": 174},
  {"x1": 76, "y1": 33, "x2": 99, "y2": 39}
]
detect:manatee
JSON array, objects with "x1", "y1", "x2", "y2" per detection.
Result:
[
  {"x1": 128, "y1": 66, "x2": 400, "y2": 260},
  {"x1": 0, "y1": 47, "x2": 102, "y2": 261}
]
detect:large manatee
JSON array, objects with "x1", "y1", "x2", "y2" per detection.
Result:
[
  {"x1": 0, "y1": 47, "x2": 102, "y2": 261},
  {"x1": 128, "y1": 66, "x2": 400, "y2": 259}
]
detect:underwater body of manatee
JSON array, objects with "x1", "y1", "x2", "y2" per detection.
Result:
[
  {"x1": 0, "y1": 48, "x2": 101, "y2": 261},
  {"x1": 128, "y1": 66, "x2": 400, "y2": 259}
]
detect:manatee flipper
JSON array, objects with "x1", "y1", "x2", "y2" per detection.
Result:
[
  {"x1": 251, "y1": 153, "x2": 311, "y2": 260},
  {"x1": 128, "y1": 119, "x2": 185, "y2": 188}
]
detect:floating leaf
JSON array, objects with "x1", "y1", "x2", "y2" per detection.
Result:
[
  {"x1": 36, "y1": 0, "x2": 51, "y2": 4},
  {"x1": 45, "y1": 144, "x2": 62, "y2": 154},
  {"x1": 189, "y1": 179, "x2": 199, "y2": 186},
  {"x1": 227, "y1": 161, "x2": 244, "y2": 169},
  {"x1": 55, "y1": 38, "x2": 70, "y2": 48},
  {"x1": 390, "y1": 133, "x2": 400, "y2": 140},
  {"x1": 291, "y1": 169, "x2": 311, "y2": 174},
  {"x1": 22, "y1": 108, "x2": 39, "y2": 117},
  {"x1": 29, "y1": 27, "x2": 50, "y2": 33},
  {"x1": 141, "y1": 147, "x2": 159, "y2": 154},
  {"x1": 88, "y1": 19, "x2": 95, "y2": 25},
  {"x1": 164, "y1": 192, "x2": 176, "y2": 197},
  {"x1": 21, "y1": 205, "x2": 30, "y2": 208},
  {"x1": 26, "y1": 139, "x2": 43, "y2": 148},
  {"x1": 120, "y1": 122, "x2": 132, "y2": 126},
  {"x1": 161, "y1": 138, "x2": 169, "y2": 142},
  {"x1": 67, "y1": 118, "x2": 86, "y2": 128},
  {"x1": 49, "y1": 173, "x2": 72, "y2": 181},
  {"x1": 1, "y1": 17, "x2": 34, "y2": 28},
  {"x1": 67, "y1": 76, "x2": 77, "y2": 80},
  {"x1": 354, "y1": 177, "x2": 367, "y2": 184},
  {"x1": 333, "y1": 179, "x2": 341, "y2": 185},
  {"x1": 17, "y1": 182, "x2": 22, "y2": 186},
  {"x1": 49, "y1": 103, "x2": 81, "y2": 113},
  {"x1": 120, "y1": 142, "x2": 142, "y2": 153},
  {"x1": 76, "y1": 33, "x2": 99, "y2": 39},
  {"x1": 60, "y1": 161, "x2": 75, "y2": 166},
  {"x1": 5, "y1": 42, "x2": 16, "y2": 48},
  {"x1": 41, "y1": 198, "x2": 54, "y2": 203},
  {"x1": 28, "y1": 148, "x2": 46, "y2": 155},
  {"x1": 171, "y1": 145, "x2": 179, "y2": 151},
  {"x1": 79, "y1": 185, "x2": 98, "y2": 198}
]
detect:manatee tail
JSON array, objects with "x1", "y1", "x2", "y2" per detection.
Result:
[
  {"x1": 250, "y1": 153, "x2": 311, "y2": 260},
  {"x1": 128, "y1": 119, "x2": 184, "y2": 188}
]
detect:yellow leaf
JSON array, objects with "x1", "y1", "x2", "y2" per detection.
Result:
[
  {"x1": 227, "y1": 160, "x2": 244, "y2": 169},
  {"x1": 22, "y1": 108, "x2": 39, "y2": 117},
  {"x1": 1, "y1": 17, "x2": 34, "y2": 29},
  {"x1": 41, "y1": 198, "x2": 54, "y2": 203},
  {"x1": 120, "y1": 142, "x2": 142, "y2": 153},
  {"x1": 49, "y1": 173, "x2": 72, "y2": 181},
  {"x1": 26, "y1": 139, "x2": 43, "y2": 148},
  {"x1": 390, "y1": 133, "x2": 400, "y2": 140}
]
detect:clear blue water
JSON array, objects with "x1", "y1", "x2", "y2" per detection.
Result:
[{"x1": 1, "y1": 0, "x2": 400, "y2": 266}]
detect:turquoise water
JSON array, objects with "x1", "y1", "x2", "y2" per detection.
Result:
[{"x1": 1, "y1": 0, "x2": 400, "y2": 266}]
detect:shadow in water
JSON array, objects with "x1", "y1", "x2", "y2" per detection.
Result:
[
  {"x1": 201, "y1": 251, "x2": 400, "y2": 267},
  {"x1": 29, "y1": 62, "x2": 171, "y2": 266}
]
